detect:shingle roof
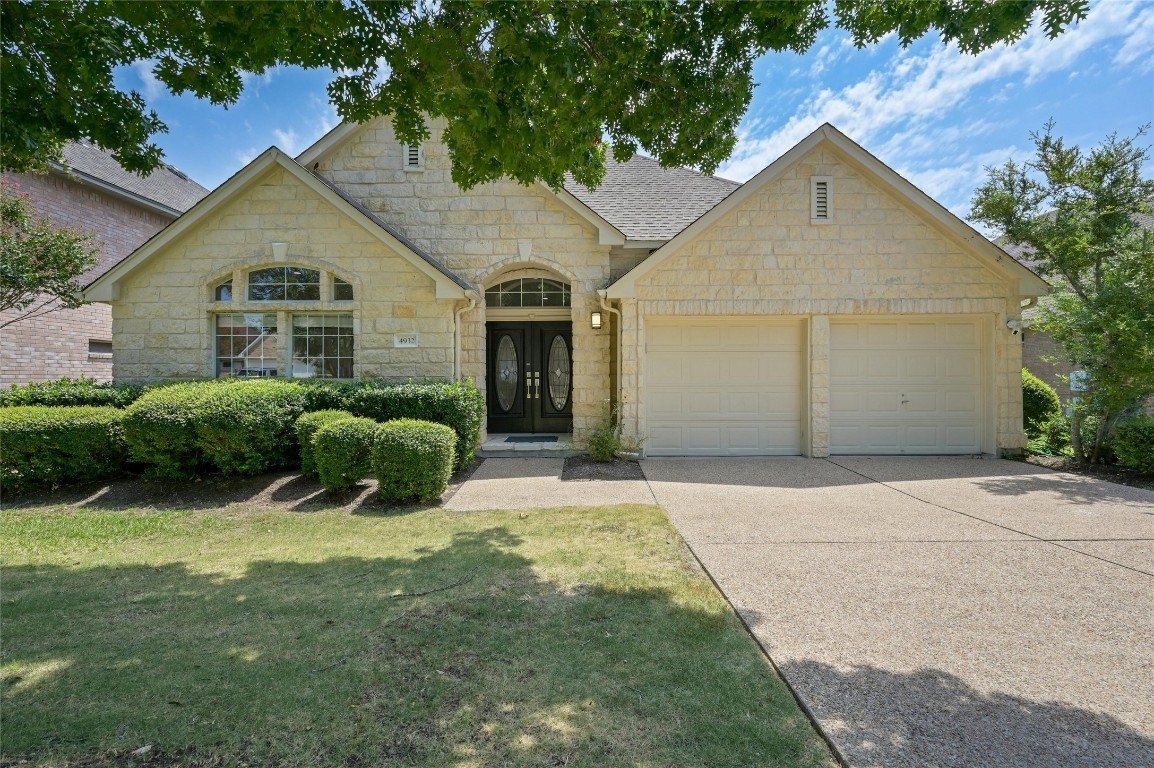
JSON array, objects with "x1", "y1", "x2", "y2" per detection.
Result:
[
  {"x1": 563, "y1": 153, "x2": 740, "y2": 241},
  {"x1": 60, "y1": 142, "x2": 208, "y2": 214}
]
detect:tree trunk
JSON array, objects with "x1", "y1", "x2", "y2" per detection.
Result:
[
  {"x1": 1071, "y1": 408, "x2": 1084, "y2": 461},
  {"x1": 1089, "y1": 407, "x2": 1111, "y2": 464}
]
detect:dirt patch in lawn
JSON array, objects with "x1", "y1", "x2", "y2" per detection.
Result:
[
  {"x1": 562, "y1": 454, "x2": 645, "y2": 482},
  {"x1": 1022, "y1": 454, "x2": 1154, "y2": 491}
]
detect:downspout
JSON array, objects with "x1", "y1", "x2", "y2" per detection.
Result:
[
  {"x1": 597, "y1": 289, "x2": 623, "y2": 413},
  {"x1": 453, "y1": 295, "x2": 476, "y2": 381}
]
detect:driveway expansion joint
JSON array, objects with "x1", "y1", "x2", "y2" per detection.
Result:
[{"x1": 822, "y1": 458, "x2": 1154, "y2": 578}]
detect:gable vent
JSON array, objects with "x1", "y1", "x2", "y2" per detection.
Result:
[
  {"x1": 811, "y1": 176, "x2": 832, "y2": 223},
  {"x1": 403, "y1": 143, "x2": 423, "y2": 170}
]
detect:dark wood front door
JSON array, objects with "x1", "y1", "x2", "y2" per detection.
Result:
[{"x1": 487, "y1": 322, "x2": 573, "y2": 433}]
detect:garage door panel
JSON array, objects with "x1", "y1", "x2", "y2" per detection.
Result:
[
  {"x1": 832, "y1": 318, "x2": 984, "y2": 454},
  {"x1": 946, "y1": 390, "x2": 978, "y2": 413},
  {"x1": 645, "y1": 318, "x2": 803, "y2": 456},
  {"x1": 945, "y1": 425, "x2": 979, "y2": 449}
]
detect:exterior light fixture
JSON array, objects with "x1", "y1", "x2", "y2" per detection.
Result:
[{"x1": 591, "y1": 311, "x2": 603, "y2": 330}]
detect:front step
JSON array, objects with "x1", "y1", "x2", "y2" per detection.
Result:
[{"x1": 478, "y1": 434, "x2": 579, "y2": 459}]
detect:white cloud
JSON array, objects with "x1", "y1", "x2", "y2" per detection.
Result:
[
  {"x1": 132, "y1": 60, "x2": 164, "y2": 101},
  {"x1": 235, "y1": 147, "x2": 259, "y2": 167},
  {"x1": 718, "y1": 0, "x2": 1147, "y2": 183},
  {"x1": 1113, "y1": 4, "x2": 1154, "y2": 73},
  {"x1": 272, "y1": 128, "x2": 303, "y2": 155}
]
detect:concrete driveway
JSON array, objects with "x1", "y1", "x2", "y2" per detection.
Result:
[{"x1": 642, "y1": 457, "x2": 1154, "y2": 768}]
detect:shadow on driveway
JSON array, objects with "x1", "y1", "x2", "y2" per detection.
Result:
[{"x1": 778, "y1": 659, "x2": 1154, "y2": 768}]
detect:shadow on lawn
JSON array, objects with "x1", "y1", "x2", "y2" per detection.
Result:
[
  {"x1": 777, "y1": 659, "x2": 1154, "y2": 768},
  {"x1": 1, "y1": 525, "x2": 829, "y2": 768},
  {"x1": 4, "y1": 462, "x2": 484, "y2": 517}
]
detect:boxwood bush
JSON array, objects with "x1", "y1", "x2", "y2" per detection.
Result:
[
  {"x1": 1022, "y1": 369, "x2": 1061, "y2": 440},
  {"x1": 1113, "y1": 415, "x2": 1154, "y2": 474},
  {"x1": 300, "y1": 380, "x2": 483, "y2": 470},
  {"x1": 0, "y1": 406, "x2": 127, "y2": 493},
  {"x1": 0, "y1": 376, "x2": 145, "y2": 408},
  {"x1": 122, "y1": 381, "x2": 220, "y2": 478},
  {"x1": 295, "y1": 410, "x2": 356, "y2": 478},
  {"x1": 314, "y1": 417, "x2": 378, "y2": 492},
  {"x1": 195, "y1": 380, "x2": 307, "y2": 475},
  {"x1": 373, "y1": 419, "x2": 457, "y2": 502}
]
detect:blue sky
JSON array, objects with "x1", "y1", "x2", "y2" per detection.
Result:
[{"x1": 123, "y1": 0, "x2": 1153, "y2": 220}]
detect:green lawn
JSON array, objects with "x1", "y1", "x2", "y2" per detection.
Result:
[{"x1": 1, "y1": 476, "x2": 834, "y2": 767}]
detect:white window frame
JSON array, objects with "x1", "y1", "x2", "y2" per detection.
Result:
[
  {"x1": 213, "y1": 311, "x2": 356, "y2": 380},
  {"x1": 810, "y1": 175, "x2": 833, "y2": 224}
]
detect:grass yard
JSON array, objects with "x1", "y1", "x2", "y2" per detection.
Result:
[{"x1": 1, "y1": 474, "x2": 834, "y2": 767}]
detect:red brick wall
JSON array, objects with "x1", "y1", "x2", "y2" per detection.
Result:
[{"x1": 0, "y1": 171, "x2": 173, "y2": 385}]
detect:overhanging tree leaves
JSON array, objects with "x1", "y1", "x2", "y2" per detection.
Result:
[
  {"x1": 3, "y1": 0, "x2": 1088, "y2": 188},
  {"x1": 0, "y1": 181, "x2": 100, "y2": 328},
  {"x1": 969, "y1": 123, "x2": 1154, "y2": 462}
]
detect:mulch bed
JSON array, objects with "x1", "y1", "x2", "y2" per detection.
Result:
[
  {"x1": 1022, "y1": 454, "x2": 1154, "y2": 491},
  {"x1": 561, "y1": 454, "x2": 645, "y2": 482}
]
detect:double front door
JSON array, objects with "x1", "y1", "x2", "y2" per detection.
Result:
[{"x1": 487, "y1": 322, "x2": 573, "y2": 433}]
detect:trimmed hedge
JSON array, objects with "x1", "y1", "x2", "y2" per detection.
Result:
[
  {"x1": 314, "y1": 417, "x2": 378, "y2": 492},
  {"x1": 1022, "y1": 369, "x2": 1061, "y2": 439},
  {"x1": 302, "y1": 380, "x2": 484, "y2": 470},
  {"x1": 0, "y1": 406, "x2": 127, "y2": 492},
  {"x1": 0, "y1": 376, "x2": 144, "y2": 408},
  {"x1": 295, "y1": 410, "x2": 356, "y2": 478},
  {"x1": 195, "y1": 380, "x2": 306, "y2": 475},
  {"x1": 122, "y1": 381, "x2": 221, "y2": 478},
  {"x1": 374, "y1": 419, "x2": 456, "y2": 502},
  {"x1": 1114, "y1": 415, "x2": 1154, "y2": 474}
]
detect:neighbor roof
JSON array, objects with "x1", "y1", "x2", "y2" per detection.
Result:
[
  {"x1": 562, "y1": 153, "x2": 740, "y2": 241},
  {"x1": 59, "y1": 141, "x2": 209, "y2": 215}
]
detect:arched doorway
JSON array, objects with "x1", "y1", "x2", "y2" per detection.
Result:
[{"x1": 484, "y1": 276, "x2": 573, "y2": 434}]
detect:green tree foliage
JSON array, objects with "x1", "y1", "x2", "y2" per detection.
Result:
[
  {"x1": 0, "y1": 181, "x2": 99, "y2": 327},
  {"x1": 2, "y1": 0, "x2": 1087, "y2": 187},
  {"x1": 971, "y1": 123, "x2": 1154, "y2": 461},
  {"x1": 1021, "y1": 368, "x2": 1060, "y2": 440}
]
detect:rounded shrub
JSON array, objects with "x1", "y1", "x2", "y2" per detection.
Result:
[
  {"x1": 373, "y1": 418, "x2": 457, "y2": 502},
  {"x1": 0, "y1": 406, "x2": 127, "y2": 493},
  {"x1": 295, "y1": 410, "x2": 356, "y2": 477},
  {"x1": 314, "y1": 417, "x2": 378, "y2": 492},
  {"x1": 123, "y1": 381, "x2": 220, "y2": 478},
  {"x1": 346, "y1": 380, "x2": 484, "y2": 470},
  {"x1": 1113, "y1": 415, "x2": 1154, "y2": 474},
  {"x1": 1022, "y1": 369, "x2": 1061, "y2": 439},
  {"x1": 194, "y1": 380, "x2": 307, "y2": 475}
]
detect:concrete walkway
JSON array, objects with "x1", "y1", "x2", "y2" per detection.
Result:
[
  {"x1": 444, "y1": 458, "x2": 656, "y2": 511},
  {"x1": 642, "y1": 457, "x2": 1154, "y2": 768}
]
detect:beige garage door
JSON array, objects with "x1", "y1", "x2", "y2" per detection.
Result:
[
  {"x1": 644, "y1": 318, "x2": 804, "y2": 456},
  {"x1": 830, "y1": 318, "x2": 985, "y2": 454}
]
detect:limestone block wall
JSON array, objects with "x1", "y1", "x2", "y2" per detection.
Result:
[
  {"x1": 110, "y1": 166, "x2": 455, "y2": 383},
  {"x1": 317, "y1": 118, "x2": 612, "y2": 437},
  {"x1": 1, "y1": 170, "x2": 173, "y2": 385},
  {"x1": 629, "y1": 145, "x2": 1027, "y2": 454}
]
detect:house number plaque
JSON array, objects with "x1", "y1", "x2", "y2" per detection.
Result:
[{"x1": 394, "y1": 334, "x2": 419, "y2": 348}]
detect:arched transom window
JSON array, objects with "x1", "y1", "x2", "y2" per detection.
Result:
[
  {"x1": 211, "y1": 265, "x2": 356, "y2": 379},
  {"x1": 485, "y1": 278, "x2": 571, "y2": 308}
]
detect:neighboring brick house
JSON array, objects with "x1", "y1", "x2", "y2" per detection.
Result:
[
  {"x1": 0, "y1": 142, "x2": 207, "y2": 385},
  {"x1": 86, "y1": 120, "x2": 1048, "y2": 457}
]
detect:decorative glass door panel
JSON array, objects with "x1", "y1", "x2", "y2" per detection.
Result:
[{"x1": 487, "y1": 322, "x2": 573, "y2": 434}]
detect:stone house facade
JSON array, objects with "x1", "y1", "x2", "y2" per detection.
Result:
[
  {"x1": 85, "y1": 121, "x2": 1048, "y2": 456},
  {"x1": 1, "y1": 143, "x2": 206, "y2": 385}
]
